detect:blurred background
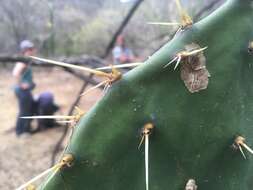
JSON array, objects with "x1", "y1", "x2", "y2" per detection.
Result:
[
  {"x1": 0, "y1": 0, "x2": 224, "y2": 57},
  {"x1": 0, "y1": 0, "x2": 224, "y2": 189}
]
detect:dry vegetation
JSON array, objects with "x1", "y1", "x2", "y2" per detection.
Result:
[
  {"x1": 0, "y1": 0, "x2": 224, "y2": 57},
  {"x1": 0, "y1": 67, "x2": 102, "y2": 189}
]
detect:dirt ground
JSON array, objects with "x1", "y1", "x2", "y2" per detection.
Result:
[{"x1": 0, "y1": 66, "x2": 102, "y2": 189}]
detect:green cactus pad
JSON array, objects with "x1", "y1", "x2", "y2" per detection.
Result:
[{"x1": 41, "y1": 0, "x2": 253, "y2": 189}]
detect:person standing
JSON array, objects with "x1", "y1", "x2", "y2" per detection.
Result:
[
  {"x1": 112, "y1": 35, "x2": 135, "y2": 64},
  {"x1": 12, "y1": 40, "x2": 36, "y2": 136}
]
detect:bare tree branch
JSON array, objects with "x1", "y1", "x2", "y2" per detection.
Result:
[
  {"x1": 193, "y1": 0, "x2": 222, "y2": 20},
  {"x1": 0, "y1": 54, "x2": 105, "y2": 87},
  {"x1": 50, "y1": 74, "x2": 93, "y2": 166},
  {"x1": 150, "y1": 0, "x2": 223, "y2": 44},
  {"x1": 0, "y1": 54, "x2": 105, "y2": 67},
  {"x1": 102, "y1": 0, "x2": 145, "y2": 58}
]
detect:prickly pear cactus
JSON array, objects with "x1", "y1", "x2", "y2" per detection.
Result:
[{"x1": 41, "y1": 0, "x2": 253, "y2": 189}]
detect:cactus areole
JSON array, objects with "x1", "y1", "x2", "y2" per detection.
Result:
[{"x1": 41, "y1": 0, "x2": 253, "y2": 189}]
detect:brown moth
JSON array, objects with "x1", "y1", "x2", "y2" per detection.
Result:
[{"x1": 180, "y1": 43, "x2": 210, "y2": 93}]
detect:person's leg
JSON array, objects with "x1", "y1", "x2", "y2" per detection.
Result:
[
  {"x1": 37, "y1": 107, "x2": 46, "y2": 130},
  {"x1": 15, "y1": 89, "x2": 33, "y2": 135},
  {"x1": 22, "y1": 90, "x2": 33, "y2": 133},
  {"x1": 15, "y1": 89, "x2": 24, "y2": 135},
  {"x1": 38, "y1": 105, "x2": 53, "y2": 129}
]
